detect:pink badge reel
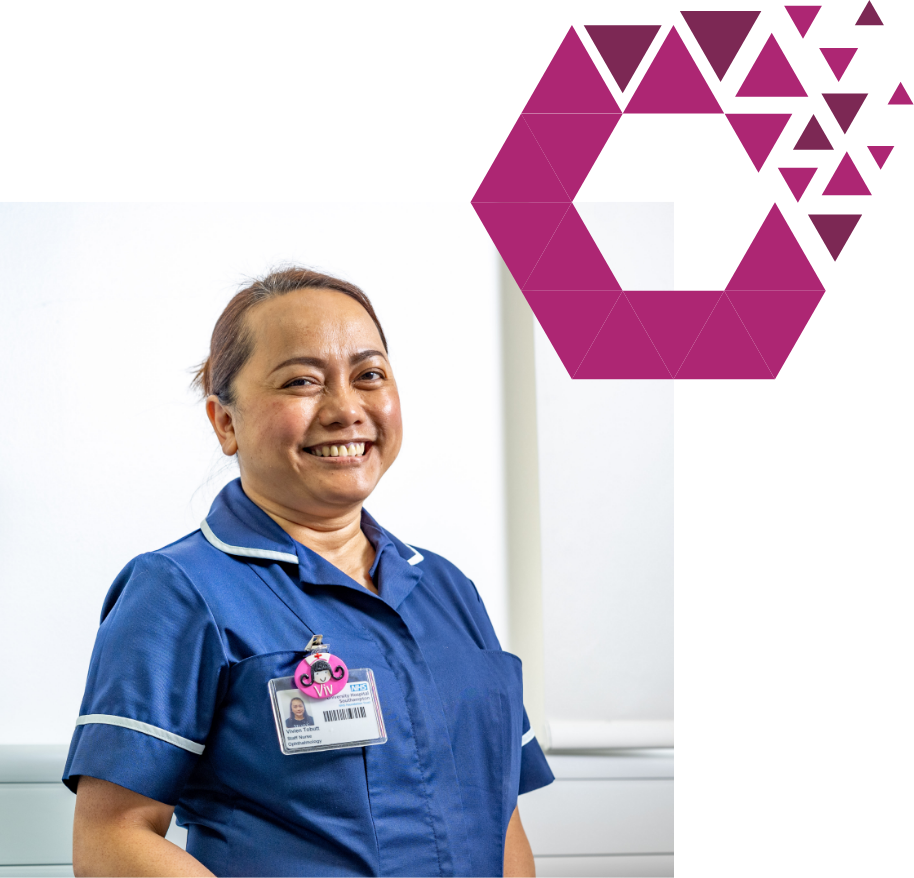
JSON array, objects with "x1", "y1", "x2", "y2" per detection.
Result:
[{"x1": 294, "y1": 650, "x2": 349, "y2": 699}]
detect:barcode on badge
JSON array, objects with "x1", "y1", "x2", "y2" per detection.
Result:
[{"x1": 322, "y1": 706, "x2": 368, "y2": 723}]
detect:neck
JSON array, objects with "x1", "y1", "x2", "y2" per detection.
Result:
[
  {"x1": 241, "y1": 482, "x2": 377, "y2": 592},
  {"x1": 241, "y1": 482, "x2": 364, "y2": 551},
  {"x1": 266, "y1": 507, "x2": 365, "y2": 559}
]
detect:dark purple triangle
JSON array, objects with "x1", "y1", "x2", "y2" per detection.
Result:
[
  {"x1": 585, "y1": 25, "x2": 662, "y2": 91},
  {"x1": 680, "y1": 11, "x2": 761, "y2": 81},
  {"x1": 854, "y1": 0, "x2": 884, "y2": 27},
  {"x1": 820, "y1": 47, "x2": 857, "y2": 81},
  {"x1": 794, "y1": 115, "x2": 832, "y2": 149},
  {"x1": 785, "y1": 6, "x2": 821, "y2": 38},
  {"x1": 822, "y1": 91, "x2": 869, "y2": 134},
  {"x1": 809, "y1": 214, "x2": 862, "y2": 259},
  {"x1": 889, "y1": 83, "x2": 912, "y2": 105}
]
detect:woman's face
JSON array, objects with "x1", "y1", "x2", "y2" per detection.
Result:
[
  {"x1": 291, "y1": 699, "x2": 305, "y2": 719},
  {"x1": 208, "y1": 288, "x2": 402, "y2": 521}
]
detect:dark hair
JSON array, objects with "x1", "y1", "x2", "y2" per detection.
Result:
[
  {"x1": 310, "y1": 659, "x2": 332, "y2": 677},
  {"x1": 296, "y1": 657, "x2": 345, "y2": 689},
  {"x1": 192, "y1": 266, "x2": 388, "y2": 405}
]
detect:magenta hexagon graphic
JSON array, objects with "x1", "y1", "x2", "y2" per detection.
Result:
[{"x1": 472, "y1": 14, "x2": 909, "y2": 379}]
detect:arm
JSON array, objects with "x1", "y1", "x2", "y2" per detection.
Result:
[
  {"x1": 504, "y1": 805, "x2": 535, "y2": 878},
  {"x1": 73, "y1": 776, "x2": 214, "y2": 877}
]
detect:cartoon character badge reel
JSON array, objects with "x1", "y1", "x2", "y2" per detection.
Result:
[
  {"x1": 267, "y1": 634, "x2": 387, "y2": 755},
  {"x1": 294, "y1": 635, "x2": 349, "y2": 698}
]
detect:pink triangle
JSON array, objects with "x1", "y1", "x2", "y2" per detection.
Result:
[
  {"x1": 586, "y1": 25, "x2": 662, "y2": 91},
  {"x1": 868, "y1": 145, "x2": 893, "y2": 168},
  {"x1": 809, "y1": 214, "x2": 862, "y2": 259},
  {"x1": 727, "y1": 114, "x2": 791, "y2": 171},
  {"x1": 727, "y1": 204, "x2": 824, "y2": 291},
  {"x1": 785, "y1": 6, "x2": 821, "y2": 37},
  {"x1": 524, "y1": 205, "x2": 621, "y2": 291},
  {"x1": 738, "y1": 34, "x2": 807, "y2": 97},
  {"x1": 473, "y1": 203, "x2": 570, "y2": 289},
  {"x1": 624, "y1": 27, "x2": 723, "y2": 114},
  {"x1": 794, "y1": 115, "x2": 833, "y2": 150},
  {"x1": 524, "y1": 290, "x2": 620, "y2": 376},
  {"x1": 856, "y1": 2, "x2": 883, "y2": 25},
  {"x1": 472, "y1": 27, "x2": 622, "y2": 204},
  {"x1": 574, "y1": 293, "x2": 672, "y2": 378},
  {"x1": 823, "y1": 152, "x2": 870, "y2": 195},
  {"x1": 820, "y1": 48, "x2": 857, "y2": 81},
  {"x1": 778, "y1": 167, "x2": 817, "y2": 201},
  {"x1": 680, "y1": 11, "x2": 761, "y2": 81},
  {"x1": 889, "y1": 83, "x2": 912, "y2": 105}
]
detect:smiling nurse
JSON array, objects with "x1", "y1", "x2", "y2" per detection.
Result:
[{"x1": 64, "y1": 268, "x2": 554, "y2": 877}]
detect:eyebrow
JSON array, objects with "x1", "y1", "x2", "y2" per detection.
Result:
[{"x1": 269, "y1": 349, "x2": 388, "y2": 375}]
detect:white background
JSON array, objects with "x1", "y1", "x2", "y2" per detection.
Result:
[{"x1": 0, "y1": 203, "x2": 509, "y2": 735}]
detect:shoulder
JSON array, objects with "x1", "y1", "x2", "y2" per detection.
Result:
[
  {"x1": 409, "y1": 545, "x2": 478, "y2": 594},
  {"x1": 101, "y1": 530, "x2": 235, "y2": 622},
  {"x1": 397, "y1": 542, "x2": 502, "y2": 649}
]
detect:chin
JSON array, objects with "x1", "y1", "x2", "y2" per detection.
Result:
[{"x1": 306, "y1": 480, "x2": 377, "y2": 511}]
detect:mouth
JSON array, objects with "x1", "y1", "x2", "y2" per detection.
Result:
[{"x1": 304, "y1": 441, "x2": 372, "y2": 459}]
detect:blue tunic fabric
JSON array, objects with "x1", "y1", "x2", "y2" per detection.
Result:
[{"x1": 63, "y1": 479, "x2": 554, "y2": 877}]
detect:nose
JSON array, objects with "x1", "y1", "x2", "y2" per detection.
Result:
[{"x1": 318, "y1": 378, "x2": 364, "y2": 429}]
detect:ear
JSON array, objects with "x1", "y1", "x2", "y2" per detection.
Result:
[{"x1": 206, "y1": 395, "x2": 239, "y2": 456}]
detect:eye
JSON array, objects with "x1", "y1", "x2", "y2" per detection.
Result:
[
  {"x1": 284, "y1": 377, "x2": 314, "y2": 388},
  {"x1": 358, "y1": 369, "x2": 383, "y2": 381}
]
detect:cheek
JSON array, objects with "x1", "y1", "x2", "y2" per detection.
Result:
[
  {"x1": 376, "y1": 392, "x2": 403, "y2": 437},
  {"x1": 246, "y1": 399, "x2": 314, "y2": 447}
]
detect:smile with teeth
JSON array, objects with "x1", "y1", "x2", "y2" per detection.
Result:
[{"x1": 307, "y1": 442, "x2": 368, "y2": 458}]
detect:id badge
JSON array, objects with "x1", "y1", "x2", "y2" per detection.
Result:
[{"x1": 268, "y1": 638, "x2": 387, "y2": 755}]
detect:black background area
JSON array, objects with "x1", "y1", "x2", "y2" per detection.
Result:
[{"x1": 575, "y1": 0, "x2": 914, "y2": 302}]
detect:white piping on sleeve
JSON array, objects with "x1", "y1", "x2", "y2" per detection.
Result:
[
  {"x1": 521, "y1": 727, "x2": 536, "y2": 747},
  {"x1": 76, "y1": 715, "x2": 205, "y2": 755},
  {"x1": 201, "y1": 519, "x2": 299, "y2": 564},
  {"x1": 404, "y1": 544, "x2": 424, "y2": 565}
]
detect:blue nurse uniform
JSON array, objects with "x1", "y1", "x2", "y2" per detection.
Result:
[{"x1": 63, "y1": 479, "x2": 554, "y2": 877}]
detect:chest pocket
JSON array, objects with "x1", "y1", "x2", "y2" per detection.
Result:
[
  {"x1": 199, "y1": 651, "x2": 379, "y2": 841},
  {"x1": 438, "y1": 649, "x2": 524, "y2": 837}
]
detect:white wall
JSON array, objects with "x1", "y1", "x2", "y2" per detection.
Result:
[
  {"x1": 0, "y1": 203, "x2": 509, "y2": 743},
  {"x1": 535, "y1": 332, "x2": 674, "y2": 746},
  {"x1": 530, "y1": 201, "x2": 674, "y2": 747}
]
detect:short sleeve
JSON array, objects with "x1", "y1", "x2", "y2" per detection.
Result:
[
  {"x1": 518, "y1": 707, "x2": 554, "y2": 795},
  {"x1": 62, "y1": 553, "x2": 229, "y2": 805}
]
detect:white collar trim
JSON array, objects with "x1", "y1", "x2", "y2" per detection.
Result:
[
  {"x1": 404, "y1": 544, "x2": 424, "y2": 565},
  {"x1": 201, "y1": 518, "x2": 423, "y2": 567},
  {"x1": 200, "y1": 519, "x2": 298, "y2": 564}
]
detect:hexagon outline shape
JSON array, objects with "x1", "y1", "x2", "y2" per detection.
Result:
[{"x1": 472, "y1": 25, "x2": 833, "y2": 380}]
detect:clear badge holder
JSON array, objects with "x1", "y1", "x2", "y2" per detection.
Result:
[{"x1": 269, "y1": 667, "x2": 387, "y2": 755}]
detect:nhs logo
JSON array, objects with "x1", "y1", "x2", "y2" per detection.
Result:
[{"x1": 349, "y1": 682, "x2": 369, "y2": 693}]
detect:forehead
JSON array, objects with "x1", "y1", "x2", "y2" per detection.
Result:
[{"x1": 246, "y1": 287, "x2": 383, "y2": 357}]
